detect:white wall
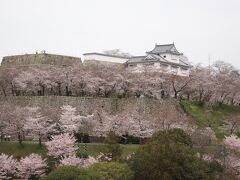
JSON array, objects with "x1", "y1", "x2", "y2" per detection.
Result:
[
  {"x1": 127, "y1": 62, "x2": 190, "y2": 76},
  {"x1": 161, "y1": 53, "x2": 180, "y2": 63},
  {"x1": 84, "y1": 54, "x2": 128, "y2": 64}
]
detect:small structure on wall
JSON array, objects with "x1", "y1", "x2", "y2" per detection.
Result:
[{"x1": 126, "y1": 43, "x2": 191, "y2": 76}]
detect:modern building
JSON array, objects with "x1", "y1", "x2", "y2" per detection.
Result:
[
  {"x1": 126, "y1": 43, "x2": 191, "y2": 76},
  {"x1": 83, "y1": 52, "x2": 129, "y2": 64}
]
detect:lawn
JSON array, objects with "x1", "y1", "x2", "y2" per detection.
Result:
[
  {"x1": 181, "y1": 100, "x2": 240, "y2": 139},
  {"x1": 78, "y1": 143, "x2": 139, "y2": 157},
  {"x1": 0, "y1": 141, "x2": 47, "y2": 158},
  {"x1": 0, "y1": 141, "x2": 139, "y2": 158}
]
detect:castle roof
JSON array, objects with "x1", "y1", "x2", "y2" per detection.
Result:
[{"x1": 147, "y1": 43, "x2": 182, "y2": 55}]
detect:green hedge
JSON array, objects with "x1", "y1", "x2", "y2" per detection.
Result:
[
  {"x1": 88, "y1": 162, "x2": 134, "y2": 180},
  {"x1": 41, "y1": 166, "x2": 91, "y2": 180}
]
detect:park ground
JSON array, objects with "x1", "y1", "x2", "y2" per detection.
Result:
[{"x1": 0, "y1": 141, "x2": 139, "y2": 159}]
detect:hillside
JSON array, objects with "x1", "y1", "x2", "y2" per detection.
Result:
[
  {"x1": 181, "y1": 100, "x2": 240, "y2": 139},
  {"x1": 0, "y1": 96, "x2": 193, "y2": 137},
  {"x1": 1, "y1": 96, "x2": 239, "y2": 140}
]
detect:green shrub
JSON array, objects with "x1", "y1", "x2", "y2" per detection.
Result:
[
  {"x1": 41, "y1": 166, "x2": 91, "y2": 180},
  {"x1": 131, "y1": 129, "x2": 222, "y2": 180},
  {"x1": 88, "y1": 162, "x2": 134, "y2": 180},
  {"x1": 104, "y1": 131, "x2": 123, "y2": 161},
  {"x1": 151, "y1": 128, "x2": 193, "y2": 147},
  {"x1": 236, "y1": 131, "x2": 240, "y2": 138}
]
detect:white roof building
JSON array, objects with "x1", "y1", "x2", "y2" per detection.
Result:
[
  {"x1": 83, "y1": 52, "x2": 129, "y2": 64},
  {"x1": 126, "y1": 43, "x2": 192, "y2": 76}
]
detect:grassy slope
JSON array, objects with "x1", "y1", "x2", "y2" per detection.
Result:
[
  {"x1": 180, "y1": 100, "x2": 240, "y2": 139},
  {"x1": 0, "y1": 141, "x2": 139, "y2": 158}
]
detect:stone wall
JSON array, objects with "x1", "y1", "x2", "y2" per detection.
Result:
[
  {"x1": 1, "y1": 53, "x2": 81, "y2": 66},
  {"x1": 0, "y1": 96, "x2": 160, "y2": 115}
]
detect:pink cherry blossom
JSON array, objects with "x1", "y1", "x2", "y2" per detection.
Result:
[
  {"x1": 0, "y1": 153, "x2": 17, "y2": 180},
  {"x1": 60, "y1": 155, "x2": 98, "y2": 168},
  {"x1": 45, "y1": 133, "x2": 78, "y2": 158},
  {"x1": 224, "y1": 135, "x2": 240, "y2": 152},
  {"x1": 17, "y1": 153, "x2": 47, "y2": 179}
]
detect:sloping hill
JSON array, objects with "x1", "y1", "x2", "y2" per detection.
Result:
[{"x1": 181, "y1": 100, "x2": 240, "y2": 139}]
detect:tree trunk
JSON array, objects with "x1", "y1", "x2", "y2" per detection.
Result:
[
  {"x1": 41, "y1": 85, "x2": 45, "y2": 96},
  {"x1": 1, "y1": 86, "x2": 6, "y2": 97},
  {"x1": 0, "y1": 132, "x2": 3, "y2": 142},
  {"x1": 38, "y1": 132, "x2": 42, "y2": 146},
  {"x1": 58, "y1": 83, "x2": 62, "y2": 96},
  {"x1": 11, "y1": 84, "x2": 15, "y2": 96},
  {"x1": 174, "y1": 91, "x2": 178, "y2": 99},
  {"x1": 18, "y1": 132, "x2": 22, "y2": 144},
  {"x1": 66, "y1": 86, "x2": 69, "y2": 96}
]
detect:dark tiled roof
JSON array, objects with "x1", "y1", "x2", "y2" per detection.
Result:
[
  {"x1": 126, "y1": 56, "x2": 147, "y2": 63},
  {"x1": 148, "y1": 43, "x2": 182, "y2": 55},
  {"x1": 150, "y1": 44, "x2": 174, "y2": 54}
]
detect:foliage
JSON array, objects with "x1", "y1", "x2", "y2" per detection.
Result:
[
  {"x1": 131, "y1": 129, "x2": 222, "y2": 180},
  {"x1": 236, "y1": 131, "x2": 240, "y2": 138},
  {"x1": 41, "y1": 166, "x2": 91, "y2": 180},
  {"x1": 180, "y1": 100, "x2": 240, "y2": 139},
  {"x1": 151, "y1": 128, "x2": 193, "y2": 147},
  {"x1": 103, "y1": 131, "x2": 123, "y2": 161},
  {"x1": 88, "y1": 162, "x2": 134, "y2": 180}
]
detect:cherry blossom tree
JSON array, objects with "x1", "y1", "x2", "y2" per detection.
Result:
[
  {"x1": 45, "y1": 133, "x2": 78, "y2": 159},
  {"x1": 168, "y1": 74, "x2": 192, "y2": 99},
  {"x1": 91, "y1": 108, "x2": 113, "y2": 137},
  {"x1": 60, "y1": 155, "x2": 98, "y2": 168},
  {"x1": 23, "y1": 107, "x2": 52, "y2": 145},
  {"x1": 224, "y1": 135, "x2": 240, "y2": 152},
  {"x1": 59, "y1": 155, "x2": 82, "y2": 167},
  {"x1": 225, "y1": 113, "x2": 240, "y2": 134},
  {"x1": 17, "y1": 153, "x2": 47, "y2": 179},
  {"x1": 5, "y1": 106, "x2": 26, "y2": 144},
  {"x1": 112, "y1": 108, "x2": 154, "y2": 138},
  {"x1": 59, "y1": 105, "x2": 82, "y2": 133},
  {"x1": 0, "y1": 154, "x2": 17, "y2": 180},
  {"x1": 103, "y1": 49, "x2": 132, "y2": 58},
  {"x1": 227, "y1": 155, "x2": 240, "y2": 178},
  {"x1": 153, "y1": 100, "x2": 184, "y2": 130}
]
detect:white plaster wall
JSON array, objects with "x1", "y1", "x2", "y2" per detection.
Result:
[
  {"x1": 84, "y1": 54, "x2": 128, "y2": 64},
  {"x1": 127, "y1": 63, "x2": 190, "y2": 76},
  {"x1": 161, "y1": 53, "x2": 180, "y2": 63}
]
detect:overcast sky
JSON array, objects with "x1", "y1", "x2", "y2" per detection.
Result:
[{"x1": 0, "y1": 0, "x2": 240, "y2": 67}]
